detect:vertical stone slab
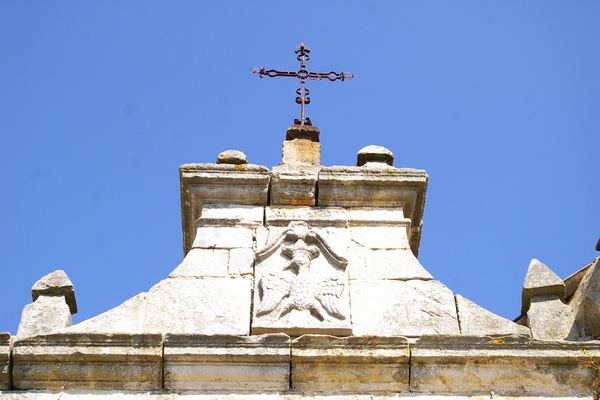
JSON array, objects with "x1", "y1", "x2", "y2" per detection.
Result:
[
  {"x1": 0, "y1": 332, "x2": 10, "y2": 390},
  {"x1": 164, "y1": 334, "x2": 290, "y2": 391},
  {"x1": 291, "y1": 335, "x2": 410, "y2": 392},
  {"x1": 12, "y1": 333, "x2": 163, "y2": 390}
]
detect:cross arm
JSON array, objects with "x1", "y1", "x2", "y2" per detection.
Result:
[{"x1": 251, "y1": 67, "x2": 353, "y2": 82}]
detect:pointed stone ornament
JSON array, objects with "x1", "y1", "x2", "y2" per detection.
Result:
[
  {"x1": 17, "y1": 270, "x2": 77, "y2": 338},
  {"x1": 31, "y1": 269, "x2": 77, "y2": 314},
  {"x1": 521, "y1": 258, "x2": 565, "y2": 314}
]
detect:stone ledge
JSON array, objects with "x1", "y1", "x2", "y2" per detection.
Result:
[
  {"x1": 164, "y1": 334, "x2": 290, "y2": 391},
  {"x1": 12, "y1": 333, "x2": 163, "y2": 391},
  {"x1": 291, "y1": 335, "x2": 410, "y2": 392},
  {"x1": 410, "y1": 335, "x2": 600, "y2": 396},
  {"x1": 0, "y1": 332, "x2": 10, "y2": 390}
]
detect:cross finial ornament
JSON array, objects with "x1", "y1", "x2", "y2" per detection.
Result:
[{"x1": 251, "y1": 43, "x2": 353, "y2": 126}]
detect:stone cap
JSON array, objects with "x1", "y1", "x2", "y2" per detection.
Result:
[
  {"x1": 31, "y1": 270, "x2": 77, "y2": 314},
  {"x1": 521, "y1": 259, "x2": 565, "y2": 314}
]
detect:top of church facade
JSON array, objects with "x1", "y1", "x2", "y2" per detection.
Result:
[{"x1": 2, "y1": 44, "x2": 600, "y2": 399}]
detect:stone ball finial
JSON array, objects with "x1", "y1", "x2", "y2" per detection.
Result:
[
  {"x1": 357, "y1": 145, "x2": 394, "y2": 167},
  {"x1": 216, "y1": 150, "x2": 248, "y2": 165}
]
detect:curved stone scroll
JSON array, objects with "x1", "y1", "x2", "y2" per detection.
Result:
[{"x1": 252, "y1": 221, "x2": 351, "y2": 335}]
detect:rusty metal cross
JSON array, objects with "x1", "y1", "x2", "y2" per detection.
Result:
[{"x1": 251, "y1": 43, "x2": 353, "y2": 126}]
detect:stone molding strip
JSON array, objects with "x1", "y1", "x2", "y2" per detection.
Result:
[{"x1": 3, "y1": 333, "x2": 600, "y2": 396}]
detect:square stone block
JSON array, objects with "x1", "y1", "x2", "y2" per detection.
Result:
[
  {"x1": 229, "y1": 247, "x2": 255, "y2": 275},
  {"x1": 169, "y1": 248, "x2": 229, "y2": 278},
  {"x1": 164, "y1": 334, "x2": 290, "y2": 391},
  {"x1": 350, "y1": 226, "x2": 410, "y2": 250},
  {"x1": 12, "y1": 333, "x2": 162, "y2": 391},
  {"x1": 192, "y1": 227, "x2": 254, "y2": 249},
  {"x1": 350, "y1": 280, "x2": 459, "y2": 337},
  {"x1": 143, "y1": 278, "x2": 251, "y2": 335},
  {"x1": 291, "y1": 335, "x2": 410, "y2": 392},
  {"x1": 347, "y1": 247, "x2": 432, "y2": 281},
  {"x1": 410, "y1": 336, "x2": 600, "y2": 396},
  {"x1": 197, "y1": 203, "x2": 264, "y2": 227}
]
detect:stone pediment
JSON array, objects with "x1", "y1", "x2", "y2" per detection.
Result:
[{"x1": 5, "y1": 139, "x2": 600, "y2": 398}]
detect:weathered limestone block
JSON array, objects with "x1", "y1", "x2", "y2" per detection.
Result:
[
  {"x1": 265, "y1": 205, "x2": 348, "y2": 228},
  {"x1": 164, "y1": 334, "x2": 290, "y2": 391},
  {"x1": 347, "y1": 247, "x2": 432, "y2": 280},
  {"x1": 455, "y1": 295, "x2": 530, "y2": 336},
  {"x1": 520, "y1": 259, "x2": 574, "y2": 339},
  {"x1": 192, "y1": 227, "x2": 254, "y2": 249},
  {"x1": 179, "y1": 163, "x2": 270, "y2": 255},
  {"x1": 410, "y1": 335, "x2": 600, "y2": 396},
  {"x1": 253, "y1": 221, "x2": 351, "y2": 336},
  {"x1": 270, "y1": 166, "x2": 320, "y2": 206},
  {"x1": 348, "y1": 206, "x2": 408, "y2": 226},
  {"x1": 570, "y1": 257, "x2": 600, "y2": 339},
  {"x1": 281, "y1": 139, "x2": 321, "y2": 166},
  {"x1": 350, "y1": 280, "x2": 459, "y2": 336},
  {"x1": 196, "y1": 203, "x2": 264, "y2": 227},
  {"x1": 12, "y1": 333, "x2": 163, "y2": 391},
  {"x1": 291, "y1": 335, "x2": 410, "y2": 392},
  {"x1": 0, "y1": 332, "x2": 10, "y2": 390},
  {"x1": 229, "y1": 247, "x2": 255, "y2": 275},
  {"x1": 350, "y1": 226, "x2": 411, "y2": 250},
  {"x1": 317, "y1": 165, "x2": 427, "y2": 256},
  {"x1": 522, "y1": 259, "x2": 565, "y2": 314},
  {"x1": 169, "y1": 248, "x2": 229, "y2": 278},
  {"x1": 143, "y1": 278, "x2": 251, "y2": 335},
  {"x1": 65, "y1": 293, "x2": 147, "y2": 334},
  {"x1": 17, "y1": 270, "x2": 77, "y2": 338},
  {"x1": 528, "y1": 295, "x2": 575, "y2": 340}
]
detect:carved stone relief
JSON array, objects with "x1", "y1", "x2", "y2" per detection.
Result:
[{"x1": 252, "y1": 221, "x2": 351, "y2": 335}]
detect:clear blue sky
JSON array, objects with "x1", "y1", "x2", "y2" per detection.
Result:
[{"x1": 1, "y1": 2, "x2": 599, "y2": 335}]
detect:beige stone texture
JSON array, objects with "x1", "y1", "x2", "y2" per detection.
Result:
[
  {"x1": 164, "y1": 334, "x2": 290, "y2": 391},
  {"x1": 0, "y1": 394, "x2": 594, "y2": 399},
  {"x1": 317, "y1": 166, "x2": 427, "y2": 256},
  {"x1": 521, "y1": 259, "x2": 565, "y2": 314},
  {"x1": 270, "y1": 166, "x2": 320, "y2": 206},
  {"x1": 179, "y1": 163, "x2": 270, "y2": 255},
  {"x1": 229, "y1": 247, "x2": 255, "y2": 275},
  {"x1": 16, "y1": 296, "x2": 72, "y2": 338},
  {"x1": 347, "y1": 247, "x2": 433, "y2": 281},
  {"x1": 169, "y1": 248, "x2": 229, "y2": 278},
  {"x1": 197, "y1": 203, "x2": 264, "y2": 227},
  {"x1": 65, "y1": 293, "x2": 148, "y2": 334},
  {"x1": 291, "y1": 335, "x2": 410, "y2": 392},
  {"x1": 527, "y1": 294, "x2": 576, "y2": 340},
  {"x1": 348, "y1": 206, "x2": 409, "y2": 226},
  {"x1": 142, "y1": 277, "x2": 251, "y2": 335},
  {"x1": 0, "y1": 332, "x2": 9, "y2": 390},
  {"x1": 410, "y1": 335, "x2": 600, "y2": 397},
  {"x1": 455, "y1": 295, "x2": 530, "y2": 336},
  {"x1": 350, "y1": 226, "x2": 411, "y2": 250},
  {"x1": 12, "y1": 333, "x2": 162, "y2": 391},
  {"x1": 281, "y1": 138, "x2": 321, "y2": 165},
  {"x1": 350, "y1": 280, "x2": 459, "y2": 336},
  {"x1": 265, "y1": 205, "x2": 348, "y2": 228},
  {"x1": 192, "y1": 226, "x2": 254, "y2": 249},
  {"x1": 569, "y1": 257, "x2": 600, "y2": 339}
]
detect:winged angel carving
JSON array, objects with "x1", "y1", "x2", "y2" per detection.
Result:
[{"x1": 255, "y1": 221, "x2": 348, "y2": 321}]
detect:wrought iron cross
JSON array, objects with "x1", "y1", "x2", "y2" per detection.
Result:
[{"x1": 251, "y1": 43, "x2": 353, "y2": 126}]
